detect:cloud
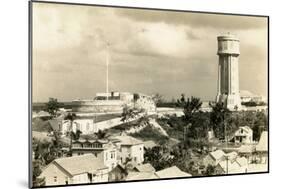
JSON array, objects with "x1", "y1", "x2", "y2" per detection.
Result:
[
  {"x1": 115, "y1": 8, "x2": 267, "y2": 30},
  {"x1": 32, "y1": 2, "x2": 268, "y2": 102}
]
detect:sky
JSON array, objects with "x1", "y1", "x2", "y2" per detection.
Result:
[{"x1": 32, "y1": 2, "x2": 268, "y2": 102}]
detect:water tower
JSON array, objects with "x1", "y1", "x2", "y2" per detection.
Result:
[{"x1": 216, "y1": 34, "x2": 241, "y2": 110}]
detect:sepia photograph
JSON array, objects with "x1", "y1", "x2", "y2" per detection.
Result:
[{"x1": 30, "y1": 1, "x2": 269, "y2": 188}]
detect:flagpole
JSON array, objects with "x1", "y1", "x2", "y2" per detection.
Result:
[{"x1": 106, "y1": 43, "x2": 109, "y2": 101}]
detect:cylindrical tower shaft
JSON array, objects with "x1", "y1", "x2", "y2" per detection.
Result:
[{"x1": 216, "y1": 34, "x2": 241, "y2": 110}]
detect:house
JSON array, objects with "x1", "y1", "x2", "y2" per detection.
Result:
[
  {"x1": 155, "y1": 166, "x2": 192, "y2": 178},
  {"x1": 203, "y1": 150, "x2": 226, "y2": 166},
  {"x1": 37, "y1": 111, "x2": 51, "y2": 118},
  {"x1": 126, "y1": 172, "x2": 158, "y2": 181},
  {"x1": 143, "y1": 140, "x2": 158, "y2": 150},
  {"x1": 71, "y1": 139, "x2": 118, "y2": 171},
  {"x1": 238, "y1": 145, "x2": 255, "y2": 162},
  {"x1": 111, "y1": 135, "x2": 144, "y2": 167},
  {"x1": 233, "y1": 126, "x2": 253, "y2": 144},
  {"x1": 39, "y1": 154, "x2": 109, "y2": 186},
  {"x1": 255, "y1": 131, "x2": 268, "y2": 164},
  {"x1": 61, "y1": 119, "x2": 97, "y2": 135},
  {"x1": 108, "y1": 164, "x2": 127, "y2": 182},
  {"x1": 216, "y1": 157, "x2": 248, "y2": 174},
  {"x1": 225, "y1": 151, "x2": 238, "y2": 161},
  {"x1": 133, "y1": 163, "x2": 155, "y2": 173}
]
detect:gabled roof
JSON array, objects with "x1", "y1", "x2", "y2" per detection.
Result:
[
  {"x1": 218, "y1": 157, "x2": 248, "y2": 173},
  {"x1": 256, "y1": 131, "x2": 268, "y2": 152},
  {"x1": 134, "y1": 163, "x2": 155, "y2": 173},
  {"x1": 155, "y1": 166, "x2": 191, "y2": 178},
  {"x1": 143, "y1": 140, "x2": 157, "y2": 149},
  {"x1": 53, "y1": 154, "x2": 107, "y2": 176},
  {"x1": 37, "y1": 111, "x2": 51, "y2": 117},
  {"x1": 48, "y1": 118, "x2": 63, "y2": 131},
  {"x1": 225, "y1": 152, "x2": 238, "y2": 161},
  {"x1": 113, "y1": 135, "x2": 143, "y2": 146},
  {"x1": 239, "y1": 145, "x2": 255, "y2": 153},
  {"x1": 126, "y1": 172, "x2": 158, "y2": 181},
  {"x1": 210, "y1": 150, "x2": 225, "y2": 160},
  {"x1": 236, "y1": 157, "x2": 248, "y2": 167},
  {"x1": 235, "y1": 126, "x2": 252, "y2": 134}
]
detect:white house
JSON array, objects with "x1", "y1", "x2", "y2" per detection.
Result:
[
  {"x1": 71, "y1": 139, "x2": 118, "y2": 171},
  {"x1": 111, "y1": 135, "x2": 144, "y2": 167},
  {"x1": 39, "y1": 154, "x2": 109, "y2": 186},
  {"x1": 234, "y1": 126, "x2": 253, "y2": 144},
  {"x1": 203, "y1": 150, "x2": 226, "y2": 166},
  {"x1": 60, "y1": 119, "x2": 97, "y2": 135}
]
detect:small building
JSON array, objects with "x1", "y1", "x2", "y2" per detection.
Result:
[
  {"x1": 133, "y1": 163, "x2": 156, "y2": 173},
  {"x1": 216, "y1": 157, "x2": 248, "y2": 174},
  {"x1": 39, "y1": 154, "x2": 109, "y2": 186},
  {"x1": 155, "y1": 166, "x2": 192, "y2": 178},
  {"x1": 203, "y1": 150, "x2": 226, "y2": 166},
  {"x1": 255, "y1": 131, "x2": 268, "y2": 164},
  {"x1": 143, "y1": 140, "x2": 158, "y2": 150},
  {"x1": 37, "y1": 111, "x2": 51, "y2": 118},
  {"x1": 234, "y1": 126, "x2": 253, "y2": 144},
  {"x1": 108, "y1": 164, "x2": 127, "y2": 182},
  {"x1": 111, "y1": 135, "x2": 144, "y2": 167},
  {"x1": 72, "y1": 139, "x2": 118, "y2": 171},
  {"x1": 61, "y1": 119, "x2": 97, "y2": 135},
  {"x1": 238, "y1": 144, "x2": 256, "y2": 163},
  {"x1": 126, "y1": 172, "x2": 158, "y2": 181}
]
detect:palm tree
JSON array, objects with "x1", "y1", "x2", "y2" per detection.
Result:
[{"x1": 64, "y1": 113, "x2": 77, "y2": 155}]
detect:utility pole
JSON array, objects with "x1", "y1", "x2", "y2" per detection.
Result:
[{"x1": 224, "y1": 110, "x2": 229, "y2": 174}]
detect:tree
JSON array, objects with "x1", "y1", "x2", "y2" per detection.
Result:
[
  {"x1": 205, "y1": 164, "x2": 216, "y2": 176},
  {"x1": 64, "y1": 113, "x2": 77, "y2": 154},
  {"x1": 121, "y1": 105, "x2": 144, "y2": 123},
  {"x1": 95, "y1": 130, "x2": 111, "y2": 139},
  {"x1": 209, "y1": 102, "x2": 230, "y2": 139},
  {"x1": 45, "y1": 98, "x2": 60, "y2": 117},
  {"x1": 176, "y1": 95, "x2": 202, "y2": 123},
  {"x1": 152, "y1": 93, "x2": 164, "y2": 107},
  {"x1": 32, "y1": 160, "x2": 45, "y2": 187}
]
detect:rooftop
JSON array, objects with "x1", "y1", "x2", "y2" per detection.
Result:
[
  {"x1": 112, "y1": 135, "x2": 143, "y2": 146},
  {"x1": 53, "y1": 154, "x2": 107, "y2": 176},
  {"x1": 155, "y1": 166, "x2": 191, "y2": 178},
  {"x1": 256, "y1": 131, "x2": 268, "y2": 152},
  {"x1": 210, "y1": 150, "x2": 225, "y2": 160},
  {"x1": 134, "y1": 163, "x2": 155, "y2": 173},
  {"x1": 126, "y1": 172, "x2": 158, "y2": 181}
]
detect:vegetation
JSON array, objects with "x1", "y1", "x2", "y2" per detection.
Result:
[
  {"x1": 121, "y1": 105, "x2": 144, "y2": 123},
  {"x1": 32, "y1": 160, "x2": 45, "y2": 187},
  {"x1": 130, "y1": 126, "x2": 169, "y2": 143},
  {"x1": 204, "y1": 164, "x2": 216, "y2": 176},
  {"x1": 64, "y1": 113, "x2": 80, "y2": 154},
  {"x1": 209, "y1": 102, "x2": 231, "y2": 139},
  {"x1": 32, "y1": 118, "x2": 53, "y2": 132},
  {"x1": 242, "y1": 101, "x2": 267, "y2": 107},
  {"x1": 45, "y1": 98, "x2": 60, "y2": 117},
  {"x1": 152, "y1": 93, "x2": 164, "y2": 107}
]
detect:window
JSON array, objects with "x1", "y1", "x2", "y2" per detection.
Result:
[
  {"x1": 86, "y1": 123, "x2": 90, "y2": 131},
  {"x1": 54, "y1": 176, "x2": 57, "y2": 182},
  {"x1": 134, "y1": 157, "x2": 137, "y2": 162}
]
